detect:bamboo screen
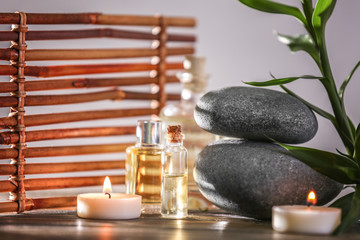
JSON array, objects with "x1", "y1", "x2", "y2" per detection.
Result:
[{"x1": 0, "y1": 12, "x2": 196, "y2": 213}]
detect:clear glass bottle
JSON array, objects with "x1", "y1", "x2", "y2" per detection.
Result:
[
  {"x1": 161, "y1": 125, "x2": 188, "y2": 218},
  {"x1": 159, "y1": 56, "x2": 215, "y2": 209},
  {"x1": 126, "y1": 120, "x2": 163, "y2": 211}
]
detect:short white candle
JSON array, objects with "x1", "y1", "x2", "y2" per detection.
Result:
[
  {"x1": 77, "y1": 193, "x2": 142, "y2": 220},
  {"x1": 77, "y1": 176, "x2": 141, "y2": 220},
  {"x1": 272, "y1": 205, "x2": 341, "y2": 235}
]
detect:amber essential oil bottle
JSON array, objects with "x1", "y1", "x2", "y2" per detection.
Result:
[
  {"x1": 161, "y1": 125, "x2": 188, "y2": 219},
  {"x1": 126, "y1": 120, "x2": 163, "y2": 212}
]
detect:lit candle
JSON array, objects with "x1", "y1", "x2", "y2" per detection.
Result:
[
  {"x1": 77, "y1": 176, "x2": 142, "y2": 220},
  {"x1": 272, "y1": 191, "x2": 341, "y2": 235}
]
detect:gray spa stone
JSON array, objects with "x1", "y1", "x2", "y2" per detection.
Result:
[
  {"x1": 194, "y1": 87, "x2": 318, "y2": 144},
  {"x1": 193, "y1": 139, "x2": 343, "y2": 219}
]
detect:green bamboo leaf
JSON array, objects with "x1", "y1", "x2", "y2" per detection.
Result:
[
  {"x1": 336, "y1": 149, "x2": 353, "y2": 159},
  {"x1": 245, "y1": 75, "x2": 323, "y2": 87},
  {"x1": 238, "y1": 0, "x2": 306, "y2": 24},
  {"x1": 330, "y1": 191, "x2": 354, "y2": 220},
  {"x1": 348, "y1": 116, "x2": 356, "y2": 137},
  {"x1": 333, "y1": 186, "x2": 360, "y2": 235},
  {"x1": 312, "y1": 0, "x2": 337, "y2": 43},
  {"x1": 280, "y1": 85, "x2": 335, "y2": 121},
  {"x1": 301, "y1": 0, "x2": 318, "y2": 45},
  {"x1": 275, "y1": 33, "x2": 320, "y2": 65},
  {"x1": 245, "y1": 77, "x2": 297, "y2": 86},
  {"x1": 277, "y1": 143, "x2": 360, "y2": 184},
  {"x1": 354, "y1": 123, "x2": 360, "y2": 162},
  {"x1": 339, "y1": 61, "x2": 360, "y2": 102}
]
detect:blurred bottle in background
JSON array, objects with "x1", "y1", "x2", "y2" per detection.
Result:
[{"x1": 159, "y1": 56, "x2": 215, "y2": 210}]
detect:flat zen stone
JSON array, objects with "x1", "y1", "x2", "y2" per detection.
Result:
[
  {"x1": 193, "y1": 139, "x2": 343, "y2": 219},
  {"x1": 194, "y1": 87, "x2": 318, "y2": 144}
]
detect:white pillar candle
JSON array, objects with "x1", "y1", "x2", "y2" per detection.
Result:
[
  {"x1": 272, "y1": 205, "x2": 341, "y2": 235},
  {"x1": 77, "y1": 193, "x2": 142, "y2": 220}
]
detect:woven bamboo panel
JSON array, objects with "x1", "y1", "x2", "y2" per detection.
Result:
[{"x1": 0, "y1": 12, "x2": 196, "y2": 213}]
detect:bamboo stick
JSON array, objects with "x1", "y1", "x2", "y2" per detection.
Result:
[
  {"x1": 0, "y1": 90, "x2": 180, "y2": 107},
  {"x1": 122, "y1": 91, "x2": 157, "y2": 100},
  {"x1": 0, "y1": 126, "x2": 136, "y2": 144},
  {"x1": 0, "y1": 175, "x2": 125, "y2": 192},
  {"x1": 0, "y1": 108, "x2": 158, "y2": 129},
  {"x1": 0, "y1": 48, "x2": 16, "y2": 60},
  {"x1": 0, "y1": 29, "x2": 196, "y2": 42},
  {"x1": 0, "y1": 181, "x2": 16, "y2": 193},
  {"x1": 0, "y1": 89, "x2": 124, "y2": 107},
  {"x1": 0, "y1": 143, "x2": 131, "y2": 159},
  {"x1": 0, "y1": 13, "x2": 196, "y2": 27},
  {"x1": 0, "y1": 47, "x2": 194, "y2": 61},
  {"x1": 166, "y1": 93, "x2": 182, "y2": 101},
  {"x1": 0, "y1": 197, "x2": 78, "y2": 213},
  {"x1": 0, "y1": 75, "x2": 179, "y2": 93},
  {"x1": 0, "y1": 160, "x2": 125, "y2": 175},
  {"x1": 0, "y1": 62, "x2": 183, "y2": 77},
  {"x1": 0, "y1": 201, "x2": 18, "y2": 213},
  {"x1": 32, "y1": 196, "x2": 76, "y2": 210}
]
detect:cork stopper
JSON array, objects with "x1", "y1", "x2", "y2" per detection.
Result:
[{"x1": 167, "y1": 125, "x2": 184, "y2": 143}]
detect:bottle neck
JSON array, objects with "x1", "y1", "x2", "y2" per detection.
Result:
[
  {"x1": 135, "y1": 142, "x2": 162, "y2": 148},
  {"x1": 166, "y1": 140, "x2": 184, "y2": 147}
]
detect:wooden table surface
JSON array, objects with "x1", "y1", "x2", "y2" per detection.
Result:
[{"x1": 0, "y1": 209, "x2": 359, "y2": 240}]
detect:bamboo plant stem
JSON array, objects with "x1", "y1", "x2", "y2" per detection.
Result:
[
  {"x1": 0, "y1": 143, "x2": 131, "y2": 159},
  {"x1": 0, "y1": 75, "x2": 179, "y2": 93},
  {"x1": 0, "y1": 175, "x2": 125, "y2": 192},
  {"x1": 0, "y1": 47, "x2": 194, "y2": 61},
  {"x1": 0, "y1": 160, "x2": 125, "y2": 175},
  {"x1": 0, "y1": 13, "x2": 196, "y2": 27},
  {"x1": 0, "y1": 108, "x2": 158, "y2": 129},
  {"x1": 0, "y1": 126, "x2": 136, "y2": 144},
  {"x1": 0, "y1": 29, "x2": 196, "y2": 42},
  {"x1": 319, "y1": 38, "x2": 354, "y2": 154}
]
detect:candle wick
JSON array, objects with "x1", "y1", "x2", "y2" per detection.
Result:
[
  {"x1": 105, "y1": 192, "x2": 111, "y2": 199},
  {"x1": 306, "y1": 201, "x2": 314, "y2": 207}
]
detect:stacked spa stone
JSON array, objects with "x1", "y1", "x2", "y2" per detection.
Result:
[{"x1": 193, "y1": 87, "x2": 343, "y2": 219}]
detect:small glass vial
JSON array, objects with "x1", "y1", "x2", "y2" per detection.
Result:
[
  {"x1": 161, "y1": 125, "x2": 188, "y2": 218},
  {"x1": 126, "y1": 120, "x2": 163, "y2": 212}
]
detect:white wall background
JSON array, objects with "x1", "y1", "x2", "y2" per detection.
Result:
[
  {"x1": 0, "y1": 1, "x2": 359, "y2": 198},
  {"x1": 2, "y1": 0, "x2": 358, "y2": 152}
]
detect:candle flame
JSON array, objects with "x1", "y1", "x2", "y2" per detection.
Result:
[
  {"x1": 103, "y1": 176, "x2": 112, "y2": 193},
  {"x1": 307, "y1": 190, "x2": 317, "y2": 206}
]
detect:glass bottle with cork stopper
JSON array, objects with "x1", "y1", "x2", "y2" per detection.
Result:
[{"x1": 161, "y1": 125, "x2": 188, "y2": 218}]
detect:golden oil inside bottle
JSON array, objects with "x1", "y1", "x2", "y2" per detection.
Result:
[
  {"x1": 126, "y1": 146, "x2": 162, "y2": 204},
  {"x1": 161, "y1": 174, "x2": 188, "y2": 218}
]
